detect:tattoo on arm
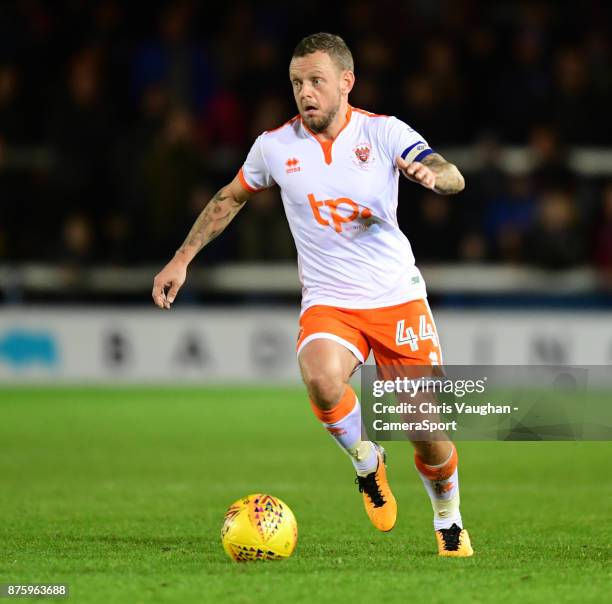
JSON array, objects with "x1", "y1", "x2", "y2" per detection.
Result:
[
  {"x1": 422, "y1": 154, "x2": 465, "y2": 195},
  {"x1": 178, "y1": 188, "x2": 246, "y2": 257}
]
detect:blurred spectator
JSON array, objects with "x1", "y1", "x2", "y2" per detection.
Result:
[
  {"x1": 457, "y1": 132, "x2": 504, "y2": 262},
  {"x1": 458, "y1": 233, "x2": 488, "y2": 263},
  {"x1": 101, "y1": 212, "x2": 132, "y2": 265},
  {"x1": 552, "y1": 48, "x2": 601, "y2": 144},
  {"x1": 211, "y1": 2, "x2": 255, "y2": 91},
  {"x1": 131, "y1": 1, "x2": 215, "y2": 112},
  {"x1": 400, "y1": 73, "x2": 443, "y2": 144},
  {"x1": 351, "y1": 76, "x2": 384, "y2": 112},
  {"x1": 464, "y1": 27, "x2": 498, "y2": 130},
  {"x1": 492, "y1": 26, "x2": 548, "y2": 142},
  {"x1": 352, "y1": 36, "x2": 393, "y2": 112},
  {"x1": 421, "y1": 37, "x2": 467, "y2": 142},
  {"x1": 592, "y1": 182, "x2": 612, "y2": 282},
  {"x1": 58, "y1": 213, "x2": 96, "y2": 266},
  {"x1": 485, "y1": 175, "x2": 537, "y2": 263},
  {"x1": 110, "y1": 84, "x2": 171, "y2": 215},
  {"x1": 584, "y1": 29, "x2": 612, "y2": 99},
  {"x1": 235, "y1": 189, "x2": 295, "y2": 261},
  {"x1": 136, "y1": 106, "x2": 208, "y2": 257},
  {"x1": 408, "y1": 192, "x2": 458, "y2": 262},
  {"x1": 0, "y1": 63, "x2": 26, "y2": 144},
  {"x1": 524, "y1": 189, "x2": 585, "y2": 269},
  {"x1": 248, "y1": 93, "x2": 293, "y2": 141},
  {"x1": 46, "y1": 47, "x2": 114, "y2": 212},
  {"x1": 528, "y1": 124, "x2": 574, "y2": 192},
  {"x1": 244, "y1": 36, "x2": 285, "y2": 98},
  {"x1": 197, "y1": 89, "x2": 246, "y2": 173}
]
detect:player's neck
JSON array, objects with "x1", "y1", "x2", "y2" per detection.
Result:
[{"x1": 317, "y1": 102, "x2": 351, "y2": 142}]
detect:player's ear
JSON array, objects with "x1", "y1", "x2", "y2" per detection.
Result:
[{"x1": 340, "y1": 70, "x2": 355, "y2": 95}]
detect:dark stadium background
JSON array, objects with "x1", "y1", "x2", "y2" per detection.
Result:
[
  {"x1": 1, "y1": 3, "x2": 610, "y2": 603},
  {"x1": 1, "y1": 0, "x2": 611, "y2": 306}
]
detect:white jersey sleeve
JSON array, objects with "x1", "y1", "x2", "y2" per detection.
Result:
[
  {"x1": 383, "y1": 116, "x2": 435, "y2": 164},
  {"x1": 239, "y1": 134, "x2": 276, "y2": 192}
]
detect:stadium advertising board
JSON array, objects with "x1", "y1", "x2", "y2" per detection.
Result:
[{"x1": 1, "y1": 309, "x2": 611, "y2": 383}]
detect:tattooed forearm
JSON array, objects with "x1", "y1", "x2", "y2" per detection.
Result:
[
  {"x1": 175, "y1": 188, "x2": 246, "y2": 262},
  {"x1": 422, "y1": 154, "x2": 465, "y2": 195}
]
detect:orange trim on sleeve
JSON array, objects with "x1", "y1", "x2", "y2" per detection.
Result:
[
  {"x1": 415, "y1": 445, "x2": 458, "y2": 481},
  {"x1": 310, "y1": 384, "x2": 357, "y2": 424},
  {"x1": 237, "y1": 167, "x2": 267, "y2": 193}
]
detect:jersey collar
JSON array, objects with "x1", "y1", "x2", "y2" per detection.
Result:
[{"x1": 300, "y1": 105, "x2": 353, "y2": 165}]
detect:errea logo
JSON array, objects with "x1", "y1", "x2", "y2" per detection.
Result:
[
  {"x1": 307, "y1": 193, "x2": 373, "y2": 233},
  {"x1": 286, "y1": 157, "x2": 300, "y2": 174}
]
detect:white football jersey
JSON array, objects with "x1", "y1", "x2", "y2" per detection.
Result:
[{"x1": 239, "y1": 106, "x2": 434, "y2": 313}]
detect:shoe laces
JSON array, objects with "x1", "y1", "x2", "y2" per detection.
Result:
[
  {"x1": 438, "y1": 523, "x2": 462, "y2": 551},
  {"x1": 355, "y1": 471, "x2": 386, "y2": 508}
]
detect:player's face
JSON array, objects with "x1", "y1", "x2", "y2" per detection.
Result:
[{"x1": 289, "y1": 51, "x2": 348, "y2": 133}]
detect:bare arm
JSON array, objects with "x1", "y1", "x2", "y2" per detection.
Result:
[
  {"x1": 396, "y1": 152, "x2": 465, "y2": 195},
  {"x1": 175, "y1": 176, "x2": 251, "y2": 265},
  {"x1": 152, "y1": 174, "x2": 252, "y2": 309}
]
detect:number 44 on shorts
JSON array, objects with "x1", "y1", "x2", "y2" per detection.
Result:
[{"x1": 395, "y1": 315, "x2": 438, "y2": 351}]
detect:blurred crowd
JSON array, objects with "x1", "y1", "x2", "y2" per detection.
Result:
[{"x1": 1, "y1": 0, "x2": 611, "y2": 273}]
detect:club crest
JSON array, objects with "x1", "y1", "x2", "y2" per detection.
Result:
[{"x1": 352, "y1": 142, "x2": 374, "y2": 168}]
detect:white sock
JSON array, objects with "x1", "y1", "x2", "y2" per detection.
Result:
[
  {"x1": 415, "y1": 447, "x2": 463, "y2": 530},
  {"x1": 318, "y1": 393, "x2": 378, "y2": 476}
]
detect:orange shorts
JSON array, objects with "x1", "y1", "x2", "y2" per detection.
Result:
[{"x1": 296, "y1": 298, "x2": 443, "y2": 368}]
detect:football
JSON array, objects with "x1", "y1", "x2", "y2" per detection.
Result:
[{"x1": 221, "y1": 493, "x2": 298, "y2": 562}]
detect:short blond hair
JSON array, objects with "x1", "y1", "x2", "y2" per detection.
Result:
[{"x1": 292, "y1": 32, "x2": 354, "y2": 72}]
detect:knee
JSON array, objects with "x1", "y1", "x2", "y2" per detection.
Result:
[{"x1": 303, "y1": 371, "x2": 346, "y2": 411}]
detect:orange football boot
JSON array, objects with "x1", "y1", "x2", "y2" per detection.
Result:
[
  {"x1": 435, "y1": 523, "x2": 474, "y2": 557},
  {"x1": 355, "y1": 443, "x2": 397, "y2": 532}
]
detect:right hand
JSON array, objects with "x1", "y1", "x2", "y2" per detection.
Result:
[{"x1": 152, "y1": 258, "x2": 188, "y2": 309}]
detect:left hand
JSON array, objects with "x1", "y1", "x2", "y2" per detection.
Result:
[{"x1": 396, "y1": 156, "x2": 436, "y2": 190}]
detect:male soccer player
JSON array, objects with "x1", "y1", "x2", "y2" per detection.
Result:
[{"x1": 152, "y1": 33, "x2": 472, "y2": 556}]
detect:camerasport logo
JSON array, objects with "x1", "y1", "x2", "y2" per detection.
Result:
[{"x1": 352, "y1": 142, "x2": 374, "y2": 168}]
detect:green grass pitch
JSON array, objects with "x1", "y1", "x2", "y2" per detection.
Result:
[{"x1": 0, "y1": 387, "x2": 610, "y2": 603}]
